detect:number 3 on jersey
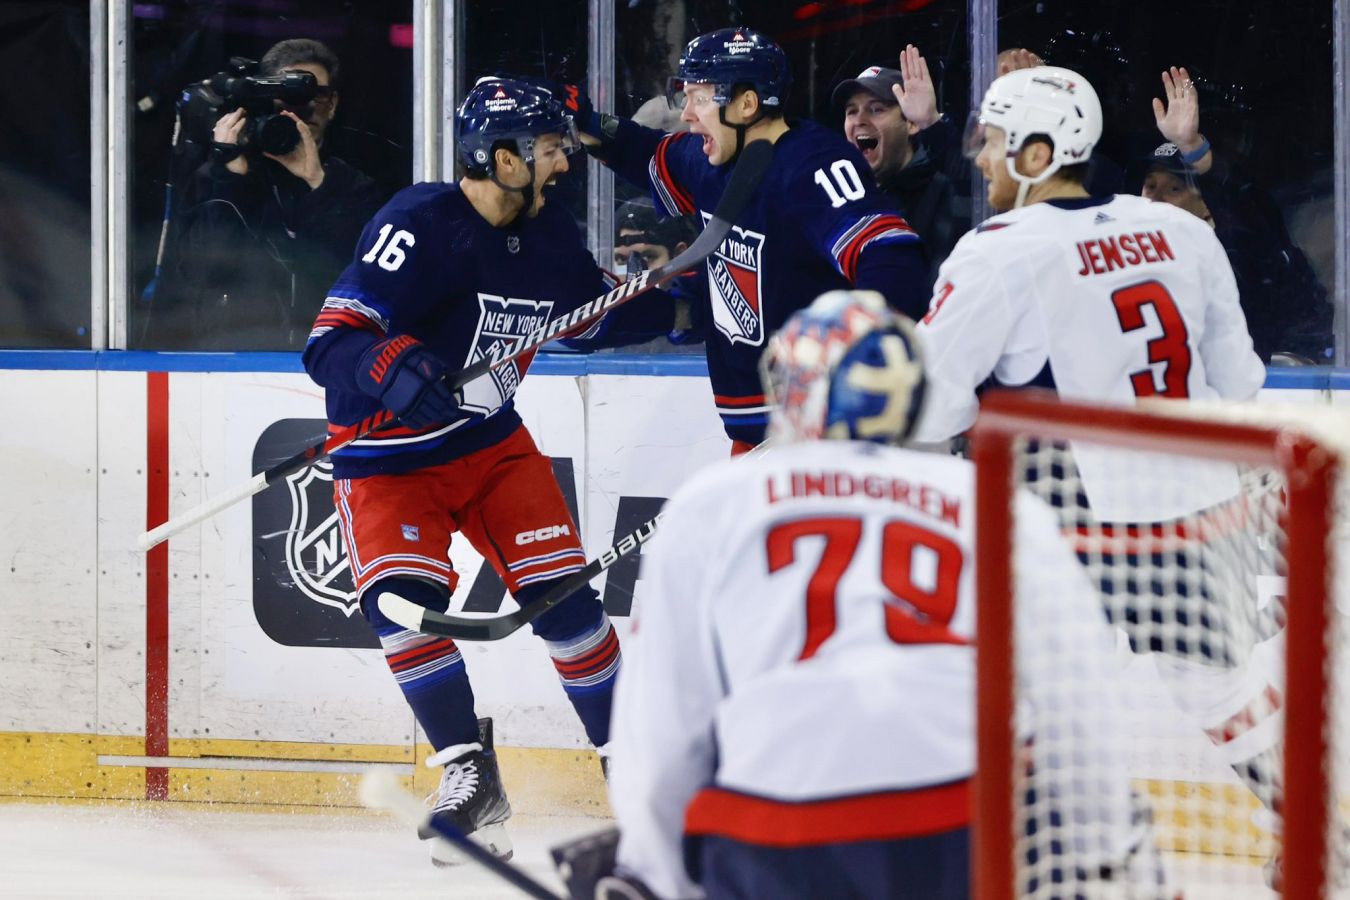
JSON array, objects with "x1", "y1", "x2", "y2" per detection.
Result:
[
  {"x1": 766, "y1": 516, "x2": 968, "y2": 661},
  {"x1": 1112, "y1": 279, "x2": 1192, "y2": 398}
]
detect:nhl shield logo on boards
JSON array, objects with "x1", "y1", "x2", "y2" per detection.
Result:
[
  {"x1": 703, "y1": 216, "x2": 767, "y2": 346},
  {"x1": 251, "y1": 418, "x2": 376, "y2": 649},
  {"x1": 283, "y1": 461, "x2": 358, "y2": 616}
]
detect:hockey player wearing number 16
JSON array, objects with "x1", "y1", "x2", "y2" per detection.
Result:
[
  {"x1": 603, "y1": 291, "x2": 1165, "y2": 899},
  {"x1": 302, "y1": 78, "x2": 646, "y2": 866},
  {"x1": 576, "y1": 27, "x2": 930, "y2": 452}
]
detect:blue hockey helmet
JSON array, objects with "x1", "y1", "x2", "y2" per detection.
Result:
[
  {"x1": 455, "y1": 76, "x2": 581, "y2": 179},
  {"x1": 760, "y1": 291, "x2": 926, "y2": 444},
  {"x1": 665, "y1": 27, "x2": 792, "y2": 113}
]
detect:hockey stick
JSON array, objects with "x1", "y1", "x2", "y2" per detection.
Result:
[
  {"x1": 375, "y1": 440, "x2": 780, "y2": 642},
  {"x1": 377, "y1": 514, "x2": 662, "y2": 641},
  {"x1": 136, "y1": 139, "x2": 774, "y2": 552},
  {"x1": 358, "y1": 769, "x2": 565, "y2": 900}
]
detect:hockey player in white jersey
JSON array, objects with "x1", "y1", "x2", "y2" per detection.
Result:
[
  {"x1": 602, "y1": 291, "x2": 1165, "y2": 899},
  {"x1": 915, "y1": 66, "x2": 1265, "y2": 452},
  {"x1": 913, "y1": 66, "x2": 1291, "y2": 881}
]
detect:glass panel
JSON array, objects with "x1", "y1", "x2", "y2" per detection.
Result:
[
  {"x1": 458, "y1": 0, "x2": 591, "y2": 235},
  {"x1": 128, "y1": 1, "x2": 414, "y2": 351},
  {"x1": 998, "y1": 0, "x2": 1336, "y2": 364},
  {"x1": 605, "y1": 0, "x2": 971, "y2": 355},
  {"x1": 0, "y1": 2, "x2": 91, "y2": 348}
]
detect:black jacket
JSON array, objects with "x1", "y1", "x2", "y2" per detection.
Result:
[
  {"x1": 1193, "y1": 155, "x2": 1333, "y2": 363},
  {"x1": 172, "y1": 153, "x2": 387, "y2": 350},
  {"x1": 875, "y1": 142, "x2": 961, "y2": 289}
]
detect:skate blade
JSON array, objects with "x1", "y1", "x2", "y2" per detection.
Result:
[{"x1": 429, "y1": 822, "x2": 513, "y2": 867}]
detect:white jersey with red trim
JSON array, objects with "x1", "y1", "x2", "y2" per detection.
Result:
[
  {"x1": 607, "y1": 440, "x2": 1140, "y2": 899},
  {"x1": 913, "y1": 194, "x2": 1265, "y2": 522}
]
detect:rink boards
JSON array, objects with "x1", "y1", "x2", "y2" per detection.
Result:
[{"x1": 0, "y1": 354, "x2": 1339, "y2": 831}]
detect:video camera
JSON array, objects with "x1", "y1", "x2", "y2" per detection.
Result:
[{"x1": 178, "y1": 57, "x2": 320, "y2": 157}]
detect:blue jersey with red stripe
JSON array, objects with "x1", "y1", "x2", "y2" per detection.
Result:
[
  {"x1": 598, "y1": 118, "x2": 929, "y2": 443},
  {"x1": 303, "y1": 181, "x2": 614, "y2": 479}
]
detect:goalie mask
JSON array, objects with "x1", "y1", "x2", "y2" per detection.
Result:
[{"x1": 760, "y1": 291, "x2": 926, "y2": 445}]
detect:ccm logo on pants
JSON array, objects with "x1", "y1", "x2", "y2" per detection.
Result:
[{"x1": 516, "y1": 524, "x2": 572, "y2": 545}]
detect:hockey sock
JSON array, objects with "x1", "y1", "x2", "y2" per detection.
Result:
[
  {"x1": 363, "y1": 581, "x2": 480, "y2": 751},
  {"x1": 544, "y1": 613, "x2": 621, "y2": 746},
  {"x1": 376, "y1": 624, "x2": 481, "y2": 750},
  {"x1": 1152, "y1": 653, "x2": 1284, "y2": 811}
]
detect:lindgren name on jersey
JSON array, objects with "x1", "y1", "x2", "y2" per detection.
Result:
[
  {"x1": 765, "y1": 469, "x2": 963, "y2": 527},
  {"x1": 706, "y1": 222, "x2": 766, "y2": 347}
]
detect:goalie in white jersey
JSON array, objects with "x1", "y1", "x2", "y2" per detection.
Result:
[
  {"x1": 914, "y1": 67, "x2": 1290, "y2": 882},
  {"x1": 603, "y1": 291, "x2": 1165, "y2": 899}
]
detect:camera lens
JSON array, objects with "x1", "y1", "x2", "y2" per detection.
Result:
[{"x1": 254, "y1": 113, "x2": 302, "y2": 156}]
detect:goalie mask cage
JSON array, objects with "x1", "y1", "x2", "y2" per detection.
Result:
[{"x1": 971, "y1": 390, "x2": 1344, "y2": 899}]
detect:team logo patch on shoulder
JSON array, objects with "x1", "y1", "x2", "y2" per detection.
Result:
[
  {"x1": 702, "y1": 212, "x2": 766, "y2": 347},
  {"x1": 401, "y1": 524, "x2": 420, "y2": 542}
]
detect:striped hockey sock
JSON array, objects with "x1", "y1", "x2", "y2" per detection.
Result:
[
  {"x1": 378, "y1": 625, "x2": 480, "y2": 749},
  {"x1": 545, "y1": 614, "x2": 621, "y2": 746}
]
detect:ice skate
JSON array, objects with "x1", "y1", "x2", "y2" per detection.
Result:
[{"x1": 421, "y1": 717, "x2": 512, "y2": 867}]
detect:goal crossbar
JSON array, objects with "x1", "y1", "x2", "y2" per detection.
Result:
[{"x1": 970, "y1": 389, "x2": 1338, "y2": 900}]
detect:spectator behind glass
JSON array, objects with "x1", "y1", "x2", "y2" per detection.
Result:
[
  {"x1": 612, "y1": 198, "x2": 692, "y2": 279},
  {"x1": 1142, "y1": 66, "x2": 1333, "y2": 363},
  {"x1": 833, "y1": 45, "x2": 963, "y2": 285},
  {"x1": 608, "y1": 197, "x2": 704, "y2": 348},
  {"x1": 174, "y1": 38, "x2": 387, "y2": 350}
]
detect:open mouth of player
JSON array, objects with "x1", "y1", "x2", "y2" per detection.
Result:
[{"x1": 700, "y1": 134, "x2": 716, "y2": 157}]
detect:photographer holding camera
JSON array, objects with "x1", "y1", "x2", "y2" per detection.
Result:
[{"x1": 175, "y1": 38, "x2": 387, "y2": 350}]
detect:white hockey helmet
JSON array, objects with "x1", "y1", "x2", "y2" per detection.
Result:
[
  {"x1": 970, "y1": 65, "x2": 1102, "y2": 198},
  {"x1": 760, "y1": 290, "x2": 926, "y2": 445}
]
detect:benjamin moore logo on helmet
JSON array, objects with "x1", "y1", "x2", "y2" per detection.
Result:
[
  {"x1": 485, "y1": 87, "x2": 518, "y2": 113},
  {"x1": 724, "y1": 30, "x2": 755, "y2": 55}
]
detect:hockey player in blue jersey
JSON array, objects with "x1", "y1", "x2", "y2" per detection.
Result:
[
  {"x1": 577, "y1": 27, "x2": 930, "y2": 450},
  {"x1": 303, "y1": 77, "x2": 644, "y2": 866}
]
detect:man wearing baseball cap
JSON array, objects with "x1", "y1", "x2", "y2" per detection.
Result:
[
  {"x1": 1140, "y1": 65, "x2": 1331, "y2": 362},
  {"x1": 833, "y1": 44, "x2": 962, "y2": 282}
]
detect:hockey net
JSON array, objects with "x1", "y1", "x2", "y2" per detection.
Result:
[{"x1": 971, "y1": 390, "x2": 1347, "y2": 899}]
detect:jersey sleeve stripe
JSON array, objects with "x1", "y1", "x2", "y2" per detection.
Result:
[
  {"x1": 307, "y1": 294, "x2": 391, "y2": 344},
  {"x1": 649, "y1": 134, "x2": 697, "y2": 216},
  {"x1": 830, "y1": 214, "x2": 919, "y2": 282}
]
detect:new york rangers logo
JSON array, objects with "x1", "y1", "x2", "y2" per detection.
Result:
[
  {"x1": 704, "y1": 218, "x2": 767, "y2": 346},
  {"x1": 282, "y1": 460, "x2": 358, "y2": 616},
  {"x1": 466, "y1": 294, "x2": 555, "y2": 415}
]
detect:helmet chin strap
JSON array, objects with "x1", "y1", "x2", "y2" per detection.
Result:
[
  {"x1": 1004, "y1": 153, "x2": 1061, "y2": 209},
  {"x1": 718, "y1": 103, "x2": 766, "y2": 164},
  {"x1": 488, "y1": 159, "x2": 537, "y2": 222}
]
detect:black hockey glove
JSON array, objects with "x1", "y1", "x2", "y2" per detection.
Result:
[{"x1": 355, "y1": 336, "x2": 461, "y2": 429}]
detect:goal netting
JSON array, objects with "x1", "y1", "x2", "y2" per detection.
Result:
[{"x1": 971, "y1": 390, "x2": 1346, "y2": 899}]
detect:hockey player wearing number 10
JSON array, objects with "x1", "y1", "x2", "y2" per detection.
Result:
[
  {"x1": 603, "y1": 291, "x2": 1166, "y2": 900},
  {"x1": 577, "y1": 27, "x2": 930, "y2": 452},
  {"x1": 302, "y1": 78, "x2": 649, "y2": 866}
]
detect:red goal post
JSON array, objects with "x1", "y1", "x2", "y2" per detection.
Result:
[{"x1": 971, "y1": 390, "x2": 1339, "y2": 899}]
